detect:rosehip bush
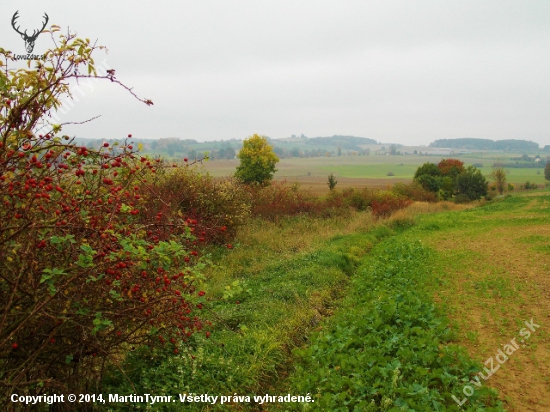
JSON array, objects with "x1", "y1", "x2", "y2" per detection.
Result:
[{"x1": 0, "y1": 30, "x2": 209, "y2": 401}]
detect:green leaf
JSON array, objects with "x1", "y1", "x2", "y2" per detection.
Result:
[
  {"x1": 109, "y1": 289, "x2": 122, "y2": 301},
  {"x1": 50, "y1": 235, "x2": 76, "y2": 245},
  {"x1": 92, "y1": 312, "x2": 112, "y2": 335},
  {"x1": 40, "y1": 267, "x2": 67, "y2": 283},
  {"x1": 76, "y1": 307, "x2": 90, "y2": 315}
]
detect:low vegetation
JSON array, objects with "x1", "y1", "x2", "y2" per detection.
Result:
[{"x1": 288, "y1": 239, "x2": 503, "y2": 411}]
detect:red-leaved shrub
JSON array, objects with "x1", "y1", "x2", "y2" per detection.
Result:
[{"x1": 371, "y1": 192, "x2": 413, "y2": 218}]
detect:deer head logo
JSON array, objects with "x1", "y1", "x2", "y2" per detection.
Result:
[{"x1": 11, "y1": 11, "x2": 49, "y2": 54}]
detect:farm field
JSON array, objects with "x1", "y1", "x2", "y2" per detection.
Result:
[
  {"x1": 200, "y1": 156, "x2": 548, "y2": 195},
  {"x1": 101, "y1": 191, "x2": 550, "y2": 411}
]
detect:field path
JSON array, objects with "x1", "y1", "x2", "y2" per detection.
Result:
[{"x1": 412, "y1": 194, "x2": 550, "y2": 411}]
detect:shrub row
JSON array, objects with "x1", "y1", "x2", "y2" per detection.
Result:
[
  {"x1": 245, "y1": 182, "x2": 427, "y2": 221},
  {"x1": 149, "y1": 174, "x2": 429, "y2": 228}
]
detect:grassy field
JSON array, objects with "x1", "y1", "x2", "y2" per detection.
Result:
[{"x1": 199, "y1": 156, "x2": 548, "y2": 195}]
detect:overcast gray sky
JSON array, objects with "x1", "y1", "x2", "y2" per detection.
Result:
[{"x1": 2, "y1": 1, "x2": 550, "y2": 146}]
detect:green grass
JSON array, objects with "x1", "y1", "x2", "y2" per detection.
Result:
[
  {"x1": 399, "y1": 192, "x2": 550, "y2": 410},
  {"x1": 478, "y1": 166, "x2": 547, "y2": 185},
  {"x1": 285, "y1": 192, "x2": 550, "y2": 411}
]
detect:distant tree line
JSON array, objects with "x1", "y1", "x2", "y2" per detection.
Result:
[
  {"x1": 271, "y1": 146, "x2": 371, "y2": 158},
  {"x1": 494, "y1": 162, "x2": 547, "y2": 169},
  {"x1": 430, "y1": 138, "x2": 540, "y2": 151},
  {"x1": 205, "y1": 146, "x2": 237, "y2": 160},
  {"x1": 494, "y1": 154, "x2": 549, "y2": 168},
  {"x1": 304, "y1": 135, "x2": 377, "y2": 150}
]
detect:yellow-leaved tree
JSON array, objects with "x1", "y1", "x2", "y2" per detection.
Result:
[{"x1": 235, "y1": 134, "x2": 279, "y2": 185}]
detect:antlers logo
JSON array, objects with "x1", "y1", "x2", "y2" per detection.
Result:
[{"x1": 11, "y1": 11, "x2": 49, "y2": 54}]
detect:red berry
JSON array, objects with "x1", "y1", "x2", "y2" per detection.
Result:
[
  {"x1": 12, "y1": 343, "x2": 18, "y2": 350},
  {"x1": 205, "y1": 332, "x2": 211, "y2": 338},
  {"x1": 103, "y1": 142, "x2": 109, "y2": 147},
  {"x1": 128, "y1": 134, "x2": 132, "y2": 138},
  {"x1": 198, "y1": 291, "x2": 205, "y2": 297}
]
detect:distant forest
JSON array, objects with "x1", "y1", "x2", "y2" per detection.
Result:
[
  {"x1": 430, "y1": 138, "x2": 540, "y2": 151},
  {"x1": 74, "y1": 136, "x2": 545, "y2": 160},
  {"x1": 75, "y1": 135, "x2": 379, "y2": 159},
  {"x1": 304, "y1": 135, "x2": 377, "y2": 149}
]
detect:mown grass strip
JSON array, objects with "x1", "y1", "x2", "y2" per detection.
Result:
[{"x1": 288, "y1": 237, "x2": 505, "y2": 411}]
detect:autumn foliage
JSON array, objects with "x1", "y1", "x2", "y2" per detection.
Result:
[{"x1": 437, "y1": 158, "x2": 465, "y2": 177}]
